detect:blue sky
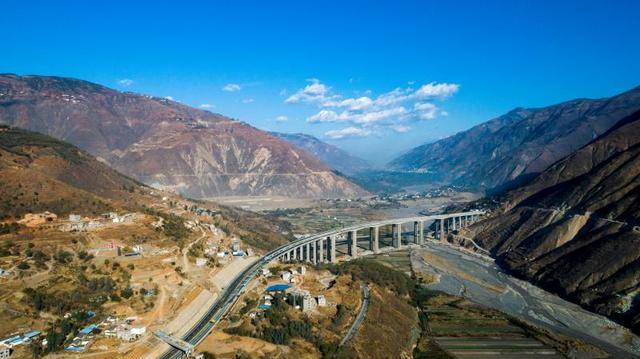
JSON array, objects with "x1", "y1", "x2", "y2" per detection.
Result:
[{"x1": 2, "y1": 1, "x2": 639, "y2": 165}]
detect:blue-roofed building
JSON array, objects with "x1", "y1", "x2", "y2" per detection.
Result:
[
  {"x1": 23, "y1": 331, "x2": 40, "y2": 339},
  {"x1": 79, "y1": 325, "x2": 97, "y2": 335},
  {"x1": 266, "y1": 283, "x2": 291, "y2": 292},
  {"x1": 258, "y1": 304, "x2": 271, "y2": 310},
  {"x1": 1, "y1": 330, "x2": 40, "y2": 347}
]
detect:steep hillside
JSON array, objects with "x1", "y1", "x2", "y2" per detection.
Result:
[
  {"x1": 389, "y1": 86, "x2": 640, "y2": 190},
  {"x1": 0, "y1": 125, "x2": 144, "y2": 218},
  {"x1": 270, "y1": 132, "x2": 371, "y2": 175},
  {"x1": 472, "y1": 110, "x2": 640, "y2": 333},
  {"x1": 0, "y1": 74, "x2": 366, "y2": 198}
]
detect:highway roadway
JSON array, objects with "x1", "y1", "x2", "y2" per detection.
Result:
[{"x1": 160, "y1": 211, "x2": 483, "y2": 358}]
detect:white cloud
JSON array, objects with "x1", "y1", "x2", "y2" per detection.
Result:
[
  {"x1": 242, "y1": 98, "x2": 254, "y2": 104},
  {"x1": 325, "y1": 96, "x2": 374, "y2": 111},
  {"x1": 290, "y1": 79, "x2": 458, "y2": 134},
  {"x1": 222, "y1": 83, "x2": 242, "y2": 92},
  {"x1": 414, "y1": 102, "x2": 438, "y2": 120},
  {"x1": 285, "y1": 79, "x2": 337, "y2": 104},
  {"x1": 118, "y1": 78, "x2": 134, "y2": 87},
  {"x1": 199, "y1": 103, "x2": 214, "y2": 109},
  {"x1": 307, "y1": 109, "x2": 340, "y2": 123},
  {"x1": 307, "y1": 106, "x2": 407, "y2": 124},
  {"x1": 275, "y1": 115, "x2": 288, "y2": 123},
  {"x1": 325, "y1": 127, "x2": 372, "y2": 139},
  {"x1": 414, "y1": 82, "x2": 459, "y2": 98}
]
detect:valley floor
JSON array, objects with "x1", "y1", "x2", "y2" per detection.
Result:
[{"x1": 411, "y1": 243, "x2": 640, "y2": 357}]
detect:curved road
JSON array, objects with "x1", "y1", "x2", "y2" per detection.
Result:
[
  {"x1": 161, "y1": 211, "x2": 482, "y2": 358},
  {"x1": 339, "y1": 284, "x2": 370, "y2": 347}
]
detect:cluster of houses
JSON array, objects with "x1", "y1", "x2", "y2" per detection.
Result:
[
  {"x1": 61, "y1": 212, "x2": 138, "y2": 232},
  {"x1": 0, "y1": 330, "x2": 41, "y2": 357},
  {"x1": 260, "y1": 266, "x2": 328, "y2": 313},
  {"x1": 280, "y1": 265, "x2": 306, "y2": 284},
  {"x1": 64, "y1": 316, "x2": 146, "y2": 353}
]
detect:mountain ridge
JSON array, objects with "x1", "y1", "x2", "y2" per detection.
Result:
[
  {"x1": 471, "y1": 109, "x2": 640, "y2": 333},
  {"x1": 389, "y1": 86, "x2": 640, "y2": 191},
  {"x1": 0, "y1": 74, "x2": 367, "y2": 198},
  {"x1": 269, "y1": 131, "x2": 371, "y2": 175}
]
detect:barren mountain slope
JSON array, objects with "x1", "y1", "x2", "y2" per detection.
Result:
[
  {"x1": 0, "y1": 74, "x2": 366, "y2": 198},
  {"x1": 390, "y1": 86, "x2": 640, "y2": 190},
  {"x1": 472, "y1": 110, "x2": 640, "y2": 333},
  {"x1": 0, "y1": 125, "x2": 145, "y2": 218}
]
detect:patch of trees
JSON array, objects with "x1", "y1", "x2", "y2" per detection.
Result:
[
  {"x1": 54, "y1": 250, "x2": 74, "y2": 264},
  {"x1": 0, "y1": 221, "x2": 22, "y2": 235},
  {"x1": 227, "y1": 293, "x2": 340, "y2": 358},
  {"x1": 146, "y1": 209, "x2": 190, "y2": 241},
  {"x1": 328, "y1": 259, "x2": 415, "y2": 296}
]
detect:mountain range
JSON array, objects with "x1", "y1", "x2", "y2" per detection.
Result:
[
  {"x1": 269, "y1": 131, "x2": 371, "y2": 175},
  {"x1": 471, "y1": 109, "x2": 640, "y2": 333},
  {"x1": 389, "y1": 86, "x2": 640, "y2": 192},
  {"x1": 0, "y1": 74, "x2": 366, "y2": 199}
]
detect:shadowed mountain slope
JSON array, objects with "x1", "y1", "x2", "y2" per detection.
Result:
[
  {"x1": 472, "y1": 110, "x2": 640, "y2": 333},
  {"x1": 389, "y1": 86, "x2": 640, "y2": 191}
]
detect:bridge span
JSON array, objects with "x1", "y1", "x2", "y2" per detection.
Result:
[
  {"x1": 160, "y1": 210, "x2": 484, "y2": 358},
  {"x1": 274, "y1": 211, "x2": 484, "y2": 264}
]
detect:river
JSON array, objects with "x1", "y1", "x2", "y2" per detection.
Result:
[{"x1": 411, "y1": 241, "x2": 640, "y2": 358}]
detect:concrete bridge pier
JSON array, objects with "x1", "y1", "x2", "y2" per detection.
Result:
[
  {"x1": 414, "y1": 221, "x2": 424, "y2": 244},
  {"x1": 318, "y1": 239, "x2": 324, "y2": 263},
  {"x1": 329, "y1": 236, "x2": 337, "y2": 263},
  {"x1": 392, "y1": 223, "x2": 402, "y2": 248},
  {"x1": 369, "y1": 226, "x2": 379, "y2": 253},
  {"x1": 440, "y1": 218, "x2": 445, "y2": 240},
  {"x1": 348, "y1": 230, "x2": 358, "y2": 258}
]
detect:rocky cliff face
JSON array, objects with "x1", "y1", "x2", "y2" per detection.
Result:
[
  {"x1": 472, "y1": 110, "x2": 640, "y2": 333},
  {"x1": 0, "y1": 74, "x2": 366, "y2": 198},
  {"x1": 270, "y1": 131, "x2": 371, "y2": 175},
  {"x1": 389, "y1": 86, "x2": 640, "y2": 191}
]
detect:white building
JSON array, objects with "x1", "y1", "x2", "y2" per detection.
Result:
[
  {"x1": 69, "y1": 214, "x2": 81, "y2": 222},
  {"x1": 317, "y1": 295, "x2": 327, "y2": 307},
  {"x1": 281, "y1": 272, "x2": 292, "y2": 282},
  {"x1": 195, "y1": 258, "x2": 207, "y2": 267},
  {"x1": 302, "y1": 294, "x2": 316, "y2": 312}
]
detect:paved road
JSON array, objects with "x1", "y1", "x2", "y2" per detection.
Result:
[
  {"x1": 160, "y1": 211, "x2": 482, "y2": 358},
  {"x1": 339, "y1": 284, "x2": 370, "y2": 347}
]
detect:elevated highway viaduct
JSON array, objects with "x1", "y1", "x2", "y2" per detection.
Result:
[{"x1": 160, "y1": 210, "x2": 484, "y2": 358}]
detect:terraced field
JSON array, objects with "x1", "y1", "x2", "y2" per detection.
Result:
[{"x1": 424, "y1": 295, "x2": 562, "y2": 358}]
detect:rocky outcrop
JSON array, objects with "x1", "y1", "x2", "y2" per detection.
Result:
[
  {"x1": 389, "y1": 86, "x2": 640, "y2": 191},
  {"x1": 0, "y1": 74, "x2": 366, "y2": 198},
  {"x1": 472, "y1": 110, "x2": 640, "y2": 333}
]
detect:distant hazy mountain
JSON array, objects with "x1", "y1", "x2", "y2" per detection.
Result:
[
  {"x1": 270, "y1": 131, "x2": 371, "y2": 175},
  {"x1": 0, "y1": 74, "x2": 366, "y2": 198},
  {"x1": 472, "y1": 109, "x2": 640, "y2": 333},
  {"x1": 389, "y1": 86, "x2": 640, "y2": 191}
]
